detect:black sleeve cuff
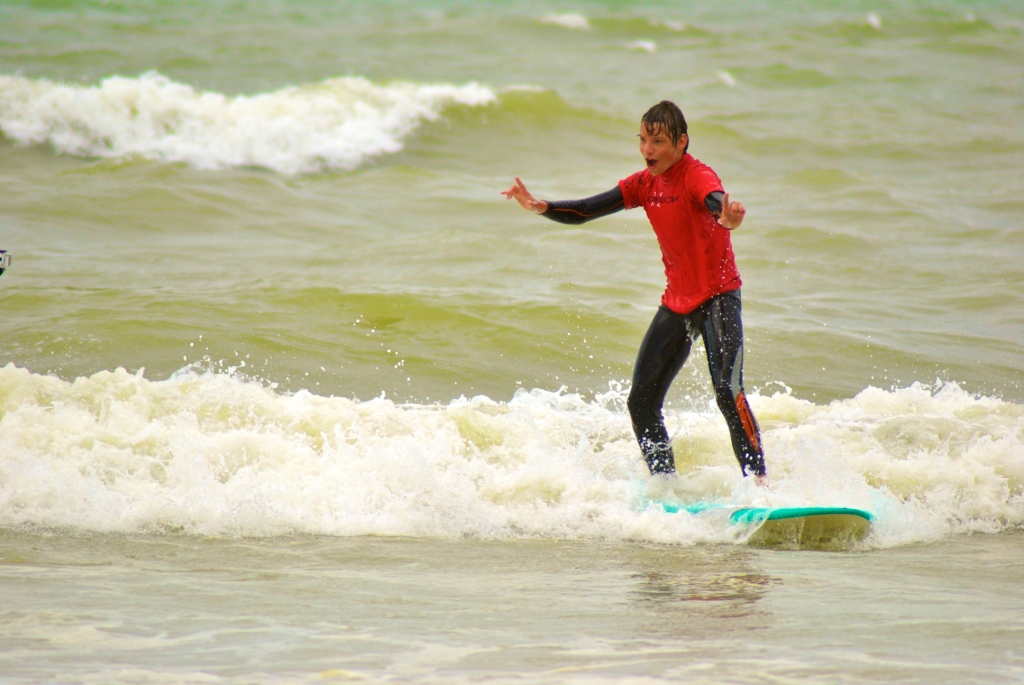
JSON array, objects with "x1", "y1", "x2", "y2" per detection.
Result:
[{"x1": 704, "y1": 191, "x2": 725, "y2": 216}]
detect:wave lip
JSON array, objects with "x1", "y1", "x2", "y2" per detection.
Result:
[{"x1": 0, "y1": 72, "x2": 496, "y2": 174}]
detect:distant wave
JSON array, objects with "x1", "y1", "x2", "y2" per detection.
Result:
[
  {"x1": 0, "y1": 72, "x2": 495, "y2": 174},
  {"x1": 0, "y1": 364, "x2": 1020, "y2": 544},
  {"x1": 540, "y1": 13, "x2": 590, "y2": 31}
]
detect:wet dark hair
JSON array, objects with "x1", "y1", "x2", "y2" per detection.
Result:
[{"x1": 641, "y1": 100, "x2": 688, "y2": 152}]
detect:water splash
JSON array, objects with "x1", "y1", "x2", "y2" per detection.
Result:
[{"x1": 0, "y1": 364, "x2": 1020, "y2": 545}]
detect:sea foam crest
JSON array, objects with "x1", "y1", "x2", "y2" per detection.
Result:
[
  {"x1": 0, "y1": 72, "x2": 496, "y2": 173},
  {"x1": 0, "y1": 364, "x2": 1021, "y2": 545},
  {"x1": 540, "y1": 13, "x2": 590, "y2": 31}
]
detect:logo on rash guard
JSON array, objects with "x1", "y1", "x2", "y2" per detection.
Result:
[{"x1": 647, "y1": 193, "x2": 679, "y2": 207}]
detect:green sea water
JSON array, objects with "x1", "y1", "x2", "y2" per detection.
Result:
[
  {"x1": 2, "y1": 0, "x2": 1022, "y2": 402},
  {"x1": 1, "y1": 1, "x2": 1023, "y2": 682}
]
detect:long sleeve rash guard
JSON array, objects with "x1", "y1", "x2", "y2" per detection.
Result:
[{"x1": 541, "y1": 187, "x2": 726, "y2": 225}]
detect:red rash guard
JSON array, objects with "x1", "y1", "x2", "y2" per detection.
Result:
[{"x1": 619, "y1": 154, "x2": 741, "y2": 314}]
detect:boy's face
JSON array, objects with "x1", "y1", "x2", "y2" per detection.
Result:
[{"x1": 638, "y1": 124, "x2": 687, "y2": 176}]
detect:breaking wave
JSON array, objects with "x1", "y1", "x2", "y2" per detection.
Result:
[
  {"x1": 1, "y1": 364, "x2": 1021, "y2": 546},
  {"x1": 0, "y1": 72, "x2": 496, "y2": 174}
]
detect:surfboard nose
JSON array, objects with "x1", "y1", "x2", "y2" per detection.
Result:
[{"x1": 658, "y1": 502, "x2": 875, "y2": 551}]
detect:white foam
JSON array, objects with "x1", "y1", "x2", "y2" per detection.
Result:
[
  {"x1": 0, "y1": 72, "x2": 495, "y2": 174},
  {"x1": 655, "y1": 20, "x2": 687, "y2": 32},
  {"x1": 717, "y1": 70, "x2": 737, "y2": 88},
  {"x1": 0, "y1": 364, "x2": 1020, "y2": 546},
  {"x1": 625, "y1": 41, "x2": 657, "y2": 54},
  {"x1": 540, "y1": 14, "x2": 591, "y2": 31}
]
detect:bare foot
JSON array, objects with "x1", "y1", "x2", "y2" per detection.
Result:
[{"x1": 755, "y1": 475, "x2": 770, "y2": 488}]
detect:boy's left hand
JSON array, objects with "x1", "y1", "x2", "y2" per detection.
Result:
[{"x1": 720, "y1": 193, "x2": 746, "y2": 229}]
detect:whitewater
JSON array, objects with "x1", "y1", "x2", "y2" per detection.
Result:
[
  {"x1": 0, "y1": 72, "x2": 495, "y2": 174},
  {"x1": 2, "y1": 364, "x2": 1020, "y2": 547}
]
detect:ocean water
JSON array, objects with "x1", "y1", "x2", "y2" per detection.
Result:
[{"x1": 1, "y1": 0, "x2": 1023, "y2": 682}]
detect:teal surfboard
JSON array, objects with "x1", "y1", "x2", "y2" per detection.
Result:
[{"x1": 661, "y1": 502, "x2": 874, "y2": 549}]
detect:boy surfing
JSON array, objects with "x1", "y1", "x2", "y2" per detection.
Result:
[{"x1": 502, "y1": 101, "x2": 767, "y2": 484}]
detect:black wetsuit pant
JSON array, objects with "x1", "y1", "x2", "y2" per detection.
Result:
[{"x1": 627, "y1": 290, "x2": 766, "y2": 477}]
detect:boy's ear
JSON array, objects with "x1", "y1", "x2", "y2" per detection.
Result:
[{"x1": 676, "y1": 133, "x2": 689, "y2": 152}]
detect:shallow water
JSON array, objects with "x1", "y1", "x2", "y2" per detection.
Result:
[{"x1": 2, "y1": 531, "x2": 1023, "y2": 683}]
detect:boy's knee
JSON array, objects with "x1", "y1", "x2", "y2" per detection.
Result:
[
  {"x1": 626, "y1": 387, "x2": 647, "y2": 419},
  {"x1": 628, "y1": 389, "x2": 665, "y2": 430}
]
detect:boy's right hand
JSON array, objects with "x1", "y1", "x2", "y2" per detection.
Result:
[{"x1": 501, "y1": 177, "x2": 548, "y2": 214}]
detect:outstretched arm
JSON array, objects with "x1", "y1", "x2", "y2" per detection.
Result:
[{"x1": 502, "y1": 178, "x2": 625, "y2": 225}]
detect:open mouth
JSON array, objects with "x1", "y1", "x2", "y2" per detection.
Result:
[{"x1": 646, "y1": 158, "x2": 657, "y2": 168}]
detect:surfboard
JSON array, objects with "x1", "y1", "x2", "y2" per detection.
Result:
[{"x1": 661, "y1": 502, "x2": 874, "y2": 549}]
